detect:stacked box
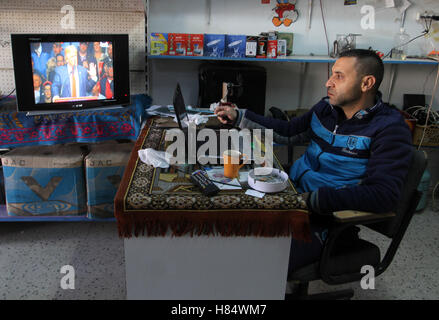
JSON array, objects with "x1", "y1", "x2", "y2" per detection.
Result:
[
  {"x1": 225, "y1": 35, "x2": 247, "y2": 58},
  {"x1": 204, "y1": 34, "x2": 225, "y2": 57},
  {"x1": 150, "y1": 33, "x2": 168, "y2": 55},
  {"x1": 1, "y1": 145, "x2": 86, "y2": 216},
  {"x1": 85, "y1": 142, "x2": 134, "y2": 219},
  {"x1": 187, "y1": 34, "x2": 204, "y2": 56}
]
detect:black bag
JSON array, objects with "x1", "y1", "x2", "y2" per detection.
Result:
[{"x1": 198, "y1": 62, "x2": 266, "y2": 115}]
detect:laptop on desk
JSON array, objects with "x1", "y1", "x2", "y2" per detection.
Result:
[{"x1": 171, "y1": 83, "x2": 245, "y2": 163}]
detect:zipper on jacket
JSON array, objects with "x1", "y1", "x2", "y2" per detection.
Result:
[{"x1": 331, "y1": 125, "x2": 338, "y2": 145}]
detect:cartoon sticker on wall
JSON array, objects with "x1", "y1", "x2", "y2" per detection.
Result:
[{"x1": 272, "y1": 0, "x2": 299, "y2": 27}]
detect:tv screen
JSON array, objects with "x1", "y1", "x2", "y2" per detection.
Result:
[{"x1": 11, "y1": 34, "x2": 130, "y2": 113}]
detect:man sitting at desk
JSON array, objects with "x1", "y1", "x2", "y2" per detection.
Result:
[{"x1": 214, "y1": 49, "x2": 412, "y2": 272}]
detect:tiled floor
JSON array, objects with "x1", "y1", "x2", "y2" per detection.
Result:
[{"x1": 0, "y1": 205, "x2": 438, "y2": 300}]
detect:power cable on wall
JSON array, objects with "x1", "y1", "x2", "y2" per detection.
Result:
[{"x1": 319, "y1": 0, "x2": 330, "y2": 79}]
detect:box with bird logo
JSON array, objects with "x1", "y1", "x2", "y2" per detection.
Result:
[
  {"x1": 1, "y1": 144, "x2": 86, "y2": 216},
  {"x1": 84, "y1": 142, "x2": 133, "y2": 219}
]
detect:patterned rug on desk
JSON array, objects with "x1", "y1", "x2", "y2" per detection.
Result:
[{"x1": 115, "y1": 120, "x2": 311, "y2": 241}]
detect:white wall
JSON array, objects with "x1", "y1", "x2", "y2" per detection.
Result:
[
  {"x1": 0, "y1": 0, "x2": 146, "y2": 97},
  {"x1": 147, "y1": 0, "x2": 439, "y2": 113}
]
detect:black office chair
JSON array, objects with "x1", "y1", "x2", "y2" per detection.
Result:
[{"x1": 285, "y1": 149, "x2": 428, "y2": 300}]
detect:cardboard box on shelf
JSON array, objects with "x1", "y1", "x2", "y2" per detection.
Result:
[
  {"x1": 168, "y1": 33, "x2": 188, "y2": 56},
  {"x1": 150, "y1": 33, "x2": 168, "y2": 55},
  {"x1": 246, "y1": 36, "x2": 258, "y2": 58},
  {"x1": 267, "y1": 39, "x2": 277, "y2": 58},
  {"x1": 256, "y1": 36, "x2": 268, "y2": 58},
  {"x1": 277, "y1": 32, "x2": 294, "y2": 56},
  {"x1": 204, "y1": 34, "x2": 226, "y2": 57},
  {"x1": 225, "y1": 35, "x2": 247, "y2": 58},
  {"x1": 277, "y1": 39, "x2": 287, "y2": 57},
  {"x1": 187, "y1": 34, "x2": 204, "y2": 56}
]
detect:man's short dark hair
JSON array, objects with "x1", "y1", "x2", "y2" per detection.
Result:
[{"x1": 339, "y1": 49, "x2": 384, "y2": 91}]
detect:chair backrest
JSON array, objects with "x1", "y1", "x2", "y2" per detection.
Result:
[{"x1": 367, "y1": 149, "x2": 428, "y2": 238}]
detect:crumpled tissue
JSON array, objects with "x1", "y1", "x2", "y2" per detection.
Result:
[
  {"x1": 138, "y1": 148, "x2": 172, "y2": 168},
  {"x1": 173, "y1": 113, "x2": 210, "y2": 126}
]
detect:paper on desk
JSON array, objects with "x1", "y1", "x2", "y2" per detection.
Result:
[
  {"x1": 245, "y1": 189, "x2": 265, "y2": 199},
  {"x1": 173, "y1": 113, "x2": 210, "y2": 126},
  {"x1": 204, "y1": 167, "x2": 241, "y2": 190}
]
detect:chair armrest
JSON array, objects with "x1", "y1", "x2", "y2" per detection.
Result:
[{"x1": 333, "y1": 210, "x2": 395, "y2": 224}]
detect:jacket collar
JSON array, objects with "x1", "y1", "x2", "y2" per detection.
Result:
[{"x1": 325, "y1": 91, "x2": 384, "y2": 120}]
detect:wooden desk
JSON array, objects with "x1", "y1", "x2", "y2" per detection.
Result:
[{"x1": 115, "y1": 119, "x2": 310, "y2": 299}]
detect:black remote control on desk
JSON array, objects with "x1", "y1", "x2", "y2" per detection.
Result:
[{"x1": 190, "y1": 170, "x2": 220, "y2": 196}]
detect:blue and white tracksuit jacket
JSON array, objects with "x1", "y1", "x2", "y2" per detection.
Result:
[{"x1": 235, "y1": 97, "x2": 413, "y2": 214}]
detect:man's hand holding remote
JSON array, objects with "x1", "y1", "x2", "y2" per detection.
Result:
[{"x1": 214, "y1": 103, "x2": 238, "y2": 124}]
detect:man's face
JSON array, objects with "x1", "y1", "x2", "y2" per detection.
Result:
[
  {"x1": 65, "y1": 49, "x2": 77, "y2": 67},
  {"x1": 44, "y1": 85, "x2": 52, "y2": 98},
  {"x1": 326, "y1": 57, "x2": 362, "y2": 108},
  {"x1": 94, "y1": 42, "x2": 101, "y2": 52},
  {"x1": 56, "y1": 55, "x2": 64, "y2": 66},
  {"x1": 53, "y1": 44, "x2": 62, "y2": 55},
  {"x1": 33, "y1": 74, "x2": 41, "y2": 89},
  {"x1": 79, "y1": 43, "x2": 88, "y2": 54}
]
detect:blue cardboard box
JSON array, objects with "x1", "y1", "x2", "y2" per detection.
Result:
[
  {"x1": 204, "y1": 34, "x2": 225, "y2": 57},
  {"x1": 1, "y1": 145, "x2": 86, "y2": 216},
  {"x1": 85, "y1": 142, "x2": 133, "y2": 219},
  {"x1": 225, "y1": 35, "x2": 247, "y2": 58}
]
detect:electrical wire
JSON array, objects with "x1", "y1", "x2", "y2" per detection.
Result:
[
  {"x1": 319, "y1": 0, "x2": 330, "y2": 79},
  {"x1": 383, "y1": 32, "x2": 429, "y2": 59},
  {"x1": 0, "y1": 88, "x2": 16, "y2": 101},
  {"x1": 417, "y1": 61, "x2": 439, "y2": 150},
  {"x1": 423, "y1": 66, "x2": 436, "y2": 94}
]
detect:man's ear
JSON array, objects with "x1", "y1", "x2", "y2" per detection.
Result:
[{"x1": 361, "y1": 76, "x2": 376, "y2": 92}]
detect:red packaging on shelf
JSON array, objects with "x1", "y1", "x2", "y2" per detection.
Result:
[
  {"x1": 187, "y1": 34, "x2": 204, "y2": 56},
  {"x1": 168, "y1": 33, "x2": 188, "y2": 56},
  {"x1": 267, "y1": 39, "x2": 278, "y2": 58}
]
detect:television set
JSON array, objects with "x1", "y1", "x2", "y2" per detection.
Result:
[{"x1": 11, "y1": 34, "x2": 130, "y2": 113}]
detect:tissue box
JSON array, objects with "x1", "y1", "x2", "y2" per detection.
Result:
[
  {"x1": 85, "y1": 142, "x2": 133, "y2": 219},
  {"x1": 204, "y1": 34, "x2": 225, "y2": 57},
  {"x1": 187, "y1": 34, "x2": 204, "y2": 56},
  {"x1": 1, "y1": 145, "x2": 86, "y2": 216},
  {"x1": 150, "y1": 33, "x2": 168, "y2": 55},
  {"x1": 168, "y1": 33, "x2": 188, "y2": 56},
  {"x1": 225, "y1": 35, "x2": 247, "y2": 58}
]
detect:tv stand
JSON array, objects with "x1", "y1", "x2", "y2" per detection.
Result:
[{"x1": 25, "y1": 105, "x2": 125, "y2": 116}]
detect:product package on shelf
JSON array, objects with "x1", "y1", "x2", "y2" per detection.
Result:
[
  {"x1": 1, "y1": 144, "x2": 87, "y2": 216},
  {"x1": 256, "y1": 35, "x2": 268, "y2": 58},
  {"x1": 277, "y1": 32, "x2": 294, "y2": 56},
  {"x1": 246, "y1": 36, "x2": 258, "y2": 58},
  {"x1": 267, "y1": 39, "x2": 278, "y2": 58},
  {"x1": 168, "y1": 33, "x2": 188, "y2": 56},
  {"x1": 85, "y1": 142, "x2": 134, "y2": 219},
  {"x1": 187, "y1": 34, "x2": 204, "y2": 56},
  {"x1": 225, "y1": 35, "x2": 247, "y2": 58},
  {"x1": 204, "y1": 34, "x2": 226, "y2": 57},
  {"x1": 150, "y1": 33, "x2": 168, "y2": 55}
]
